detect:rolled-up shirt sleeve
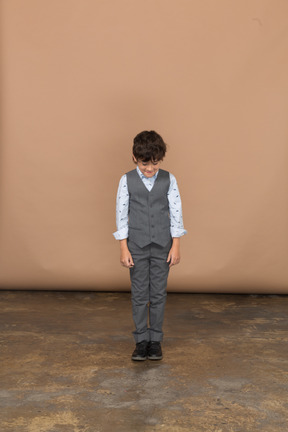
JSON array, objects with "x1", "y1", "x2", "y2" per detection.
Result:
[
  {"x1": 168, "y1": 173, "x2": 187, "y2": 238},
  {"x1": 113, "y1": 174, "x2": 129, "y2": 240}
]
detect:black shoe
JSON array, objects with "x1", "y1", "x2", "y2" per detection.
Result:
[
  {"x1": 131, "y1": 341, "x2": 148, "y2": 361},
  {"x1": 148, "y1": 341, "x2": 163, "y2": 360}
]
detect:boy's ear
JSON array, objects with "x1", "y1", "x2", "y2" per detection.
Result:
[{"x1": 132, "y1": 155, "x2": 137, "y2": 164}]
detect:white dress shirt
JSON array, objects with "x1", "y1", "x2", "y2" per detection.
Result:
[{"x1": 113, "y1": 166, "x2": 187, "y2": 240}]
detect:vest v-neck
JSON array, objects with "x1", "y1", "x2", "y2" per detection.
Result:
[{"x1": 136, "y1": 169, "x2": 162, "y2": 193}]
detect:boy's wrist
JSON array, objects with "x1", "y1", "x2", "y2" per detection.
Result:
[{"x1": 119, "y1": 239, "x2": 129, "y2": 249}]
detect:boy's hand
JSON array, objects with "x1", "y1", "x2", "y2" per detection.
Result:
[
  {"x1": 167, "y1": 238, "x2": 180, "y2": 268},
  {"x1": 119, "y1": 239, "x2": 134, "y2": 268},
  {"x1": 120, "y1": 250, "x2": 134, "y2": 268}
]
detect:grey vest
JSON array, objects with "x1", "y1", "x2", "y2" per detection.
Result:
[{"x1": 126, "y1": 169, "x2": 171, "y2": 248}]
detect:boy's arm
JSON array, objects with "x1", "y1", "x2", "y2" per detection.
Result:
[
  {"x1": 113, "y1": 175, "x2": 134, "y2": 268},
  {"x1": 167, "y1": 237, "x2": 181, "y2": 267},
  {"x1": 113, "y1": 174, "x2": 129, "y2": 241},
  {"x1": 167, "y1": 173, "x2": 187, "y2": 267},
  {"x1": 119, "y1": 239, "x2": 134, "y2": 268},
  {"x1": 167, "y1": 173, "x2": 187, "y2": 238}
]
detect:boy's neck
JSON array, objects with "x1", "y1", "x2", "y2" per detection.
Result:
[{"x1": 136, "y1": 165, "x2": 160, "y2": 179}]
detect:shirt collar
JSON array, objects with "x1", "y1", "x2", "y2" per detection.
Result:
[{"x1": 136, "y1": 165, "x2": 159, "y2": 181}]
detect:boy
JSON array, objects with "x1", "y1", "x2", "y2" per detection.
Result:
[{"x1": 113, "y1": 131, "x2": 186, "y2": 361}]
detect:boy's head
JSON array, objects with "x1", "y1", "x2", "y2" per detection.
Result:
[
  {"x1": 132, "y1": 131, "x2": 167, "y2": 178},
  {"x1": 133, "y1": 130, "x2": 167, "y2": 162}
]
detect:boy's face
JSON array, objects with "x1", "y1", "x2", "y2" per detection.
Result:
[{"x1": 133, "y1": 156, "x2": 161, "y2": 178}]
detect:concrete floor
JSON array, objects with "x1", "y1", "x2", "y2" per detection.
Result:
[{"x1": 0, "y1": 291, "x2": 288, "y2": 432}]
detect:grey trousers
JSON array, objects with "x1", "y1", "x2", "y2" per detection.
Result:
[{"x1": 128, "y1": 239, "x2": 172, "y2": 343}]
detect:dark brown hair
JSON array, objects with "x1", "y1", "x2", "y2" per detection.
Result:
[{"x1": 133, "y1": 130, "x2": 167, "y2": 162}]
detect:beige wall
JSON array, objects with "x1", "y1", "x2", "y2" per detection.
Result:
[{"x1": 1, "y1": 0, "x2": 288, "y2": 292}]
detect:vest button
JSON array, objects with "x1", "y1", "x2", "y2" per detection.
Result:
[{"x1": 151, "y1": 225, "x2": 155, "y2": 228}]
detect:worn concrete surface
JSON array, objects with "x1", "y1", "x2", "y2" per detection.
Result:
[{"x1": 0, "y1": 291, "x2": 288, "y2": 432}]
